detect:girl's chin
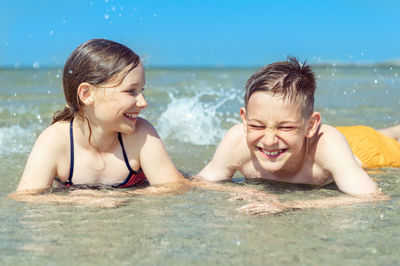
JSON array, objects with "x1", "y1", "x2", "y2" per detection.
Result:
[{"x1": 119, "y1": 124, "x2": 136, "y2": 135}]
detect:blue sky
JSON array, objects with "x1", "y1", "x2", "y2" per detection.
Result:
[{"x1": 1, "y1": 0, "x2": 399, "y2": 68}]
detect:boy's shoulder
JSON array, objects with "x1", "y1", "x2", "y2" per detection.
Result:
[{"x1": 311, "y1": 123, "x2": 352, "y2": 164}]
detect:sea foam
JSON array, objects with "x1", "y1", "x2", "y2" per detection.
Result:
[
  {"x1": 0, "y1": 125, "x2": 37, "y2": 155},
  {"x1": 158, "y1": 90, "x2": 241, "y2": 146}
]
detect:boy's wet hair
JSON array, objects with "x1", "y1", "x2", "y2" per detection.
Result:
[
  {"x1": 52, "y1": 38, "x2": 140, "y2": 123},
  {"x1": 244, "y1": 57, "x2": 316, "y2": 117}
]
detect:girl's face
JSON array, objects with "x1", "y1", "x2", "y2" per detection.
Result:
[{"x1": 91, "y1": 63, "x2": 147, "y2": 134}]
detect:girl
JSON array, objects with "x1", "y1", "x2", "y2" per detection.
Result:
[{"x1": 16, "y1": 39, "x2": 184, "y2": 193}]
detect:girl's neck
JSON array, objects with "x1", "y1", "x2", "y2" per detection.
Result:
[{"x1": 74, "y1": 117, "x2": 118, "y2": 152}]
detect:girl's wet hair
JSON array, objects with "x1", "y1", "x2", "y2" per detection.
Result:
[
  {"x1": 244, "y1": 57, "x2": 316, "y2": 117},
  {"x1": 52, "y1": 39, "x2": 140, "y2": 124}
]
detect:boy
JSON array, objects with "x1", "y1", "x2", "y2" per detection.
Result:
[{"x1": 199, "y1": 57, "x2": 400, "y2": 196}]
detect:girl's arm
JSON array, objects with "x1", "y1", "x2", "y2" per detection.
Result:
[
  {"x1": 138, "y1": 120, "x2": 184, "y2": 185},
  {"x1": 16, "y1": 126, "x2": 61, "y2": 193}
]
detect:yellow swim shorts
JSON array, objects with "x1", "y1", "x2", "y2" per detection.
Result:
[{"x1": 336, "y1": 125, "x2": 400, "y2": 168}]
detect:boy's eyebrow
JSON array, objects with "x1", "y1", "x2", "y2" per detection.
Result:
[{"x1": 247, "y1": 118, "x2": 301, "y2": 124}]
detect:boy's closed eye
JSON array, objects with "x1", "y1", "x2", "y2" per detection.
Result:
[
  {"x1": 278, "y1": 126, "x2": 297, "y2": 131},
  {"x1": 248, "y1": 124, "x2": 265, "y2": 130}
]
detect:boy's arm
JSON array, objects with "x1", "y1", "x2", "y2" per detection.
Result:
[
  {"x1": 198, "y1": 124, "x2": 244, "y2": 182},
  {"x1": 317, "y1": 125, "x2": 378, "y2": 196}
]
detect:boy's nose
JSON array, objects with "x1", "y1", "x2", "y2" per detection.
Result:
[
  {"x1": 262, "y1": 130, "x2": 278, "y2": 146},
  {"x1": 136, "y1": 93, "x2": 147, "y2": 109}
]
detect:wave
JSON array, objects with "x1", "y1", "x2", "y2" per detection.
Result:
[
  {"x1": 158, "y1": 89, "x2": 241, "y2": 146},
  {"x1": 0, "y1": 125, "x2": 38, "y2": 155}
]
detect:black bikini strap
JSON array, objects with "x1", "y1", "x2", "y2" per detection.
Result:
[
  {"x1": 118, "y1": 132, "x2": 135, "y2": 173},
  {"x1": 67, "y1": 119, "x2": 74, "y2": 185}
]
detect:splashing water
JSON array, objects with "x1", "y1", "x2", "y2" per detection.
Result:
[
  {"x1": 0, "y1": 125, "x2": 38, "y2": 155},
  {"x1": 158, "y1": 91, "x2": 240, "y2": 146}
]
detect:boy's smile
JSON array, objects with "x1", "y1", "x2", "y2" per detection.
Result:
[
  {"x1": 240, "y1": 91, "x2": 310, "y2": 176},
  {"x1": 257, "y1": 147, "x2": 288, "y2": 159}
]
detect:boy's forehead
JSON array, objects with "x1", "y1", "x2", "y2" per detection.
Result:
[
  {"x1": 246, "y1": 91, "x2": 304, "y2": 119},
  {"x1": 247, "y1": 91, "x2": 301, "y2": 108}
]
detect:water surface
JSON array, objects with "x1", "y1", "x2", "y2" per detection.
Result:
[{"x1": 0, "y1": 66, "x2": 399, "y2": 265}]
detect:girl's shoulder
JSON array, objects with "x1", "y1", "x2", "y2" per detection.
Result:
[
  {"x1": 127, "y1": 117, "x2": 158, "y2": 137},
  {"x1": 120, "y1": 117, "x2": 159, "y2": 145},
  {"x1": 36, "y1": 121, "x2": 70, "y2": 150}
]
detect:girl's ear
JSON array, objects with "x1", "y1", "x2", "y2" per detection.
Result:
[
  {"x1": 306, "y1": 112, "x2": 321, "y2": 138},
  {"x1": 77, "y1": 82, "x2": 94, "y2": 105},
  {"x1": 240, "y1": 107, "x2": 248, "y2": 133}
]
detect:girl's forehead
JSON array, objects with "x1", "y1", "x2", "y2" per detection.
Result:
[{"x1": 103, "y1": 63, "x2": 145, "y2": 87}]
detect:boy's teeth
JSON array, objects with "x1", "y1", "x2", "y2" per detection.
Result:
[
  {"x1": 125, "y1": 114, "x2": 137, "y2": 118},
  {"x1": 262, "y1": 149, "x2": 283, "y2": 155}
]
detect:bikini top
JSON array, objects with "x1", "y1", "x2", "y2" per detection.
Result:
[{"x1": 65, "y1": 119, "x2": 148, "y2": 188}]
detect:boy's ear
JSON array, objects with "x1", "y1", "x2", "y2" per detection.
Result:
[
  {"x1": 240, "y1": 107, "x2": 248, "y2": 133},
  {"x1": 77, "y1": 82, "x2": 94, "y2": 105},
  {"x1": 305, "y1": 112, "x2": 321, "y2": 138}
]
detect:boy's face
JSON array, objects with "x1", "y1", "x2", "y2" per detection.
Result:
[{"x1": 240, "y1": 91, "x2": 318, "y2": 176}]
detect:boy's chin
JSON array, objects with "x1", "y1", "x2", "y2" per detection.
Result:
[{"x1": 253, "y1": 153, "x2": 288, "y2": 174}]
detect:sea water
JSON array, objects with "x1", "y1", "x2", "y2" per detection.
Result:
[{"x1": 0, "y1": 66, "x2": 399, "y2": 265}]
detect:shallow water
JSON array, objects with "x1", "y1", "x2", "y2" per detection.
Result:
[{"x1": 1, "y1": 66, "x2": 400, "y2": 265}]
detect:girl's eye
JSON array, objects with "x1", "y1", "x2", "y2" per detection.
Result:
[{"x1": 126, "y1": 89, "x2": 142, "y2": 96}]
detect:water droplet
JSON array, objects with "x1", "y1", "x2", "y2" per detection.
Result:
[
  {"x1": 69, "y1": 70, "x2": 73, "y2": 74},
  {"x1": 374, "y1": 80, "x2": 378, "y2": 84},
  {"x1": 104, "y1": 14, "x2": 110, "y2": 19},
  {"x1": 49, "y1": 30, "x2": 54, "y2": 35},
  {"x1": 56, "y1": 74, "x2": 60, "y2": 78},
  {"x1": 33, "y1": 62, "x2": 40, "y2": 69},
  {"x1": 112, "y1": 6, "x2": 116, "y2": 11}
]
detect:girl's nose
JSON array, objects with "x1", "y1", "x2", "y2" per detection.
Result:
[{"x1": 136, "y1": 93, "x2": 147, "y2": 109}]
